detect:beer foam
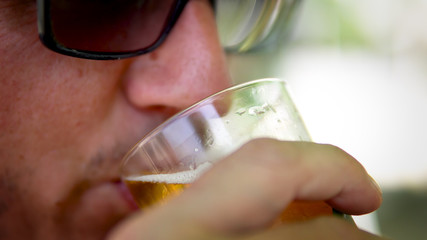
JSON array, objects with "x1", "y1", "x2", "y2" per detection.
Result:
[{"x1": 126, "y1": 161, "x2": 212, "y2": 184}]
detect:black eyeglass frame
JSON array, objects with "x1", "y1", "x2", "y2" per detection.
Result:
[{"x1": 37, "y1": 0, "x2": 191, "y2": 60}]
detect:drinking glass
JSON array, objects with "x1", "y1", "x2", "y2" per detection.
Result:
[{"x1": 121, "y1": 78, "x2": 350, "y2": 224}]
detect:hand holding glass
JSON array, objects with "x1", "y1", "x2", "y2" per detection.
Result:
[{"x1": 121, "y1": 78, "x2": 339, "y2": 224}]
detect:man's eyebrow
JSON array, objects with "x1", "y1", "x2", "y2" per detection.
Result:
[
  {"x1": 0, "y1": 0, "x2": 37, "y2": 32},
  {"x1": 1, "y1": 0, "x2": 34, "y2": 9}
]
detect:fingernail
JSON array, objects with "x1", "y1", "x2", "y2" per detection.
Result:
[{"x1": 369, "y1": 175, "x2": 382, "y2": 195}]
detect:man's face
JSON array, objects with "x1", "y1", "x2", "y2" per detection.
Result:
[{"x1": 0, "y1": 0, "x2": 231, "y2": 239}]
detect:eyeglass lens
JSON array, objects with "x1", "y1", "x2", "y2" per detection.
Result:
[{"x1": 50, "y1": 0, "x2": 177, "y2": 53}]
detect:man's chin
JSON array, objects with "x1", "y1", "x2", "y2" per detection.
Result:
[{"x1": 54, "y1": 181, "x2": 139, "y2": 240}]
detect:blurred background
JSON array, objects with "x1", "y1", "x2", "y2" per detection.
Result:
[{"x1": 222, "y1": 0, "x2": 427, "y2": 239}]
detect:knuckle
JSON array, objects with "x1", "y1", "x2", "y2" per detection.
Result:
[{"x1": 241, "y1": 138, "x2": 301, "y2": 167}]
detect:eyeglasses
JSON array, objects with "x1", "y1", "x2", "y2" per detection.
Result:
[
  {"x1": 38, "y1": 0, "x2": 199, "y2": 60},
  {"x1": 37, "y1": 0, "x2": 300, "y2": 60}
]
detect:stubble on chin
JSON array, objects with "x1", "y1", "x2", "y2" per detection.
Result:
[
  {"x1": 0, "y1": 166, "x2": 35, "y2": 239},
  {"x1": 51, "y1": 145, "x2": 134, "y2": 239}
]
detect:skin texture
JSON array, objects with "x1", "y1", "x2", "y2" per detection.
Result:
[
  {"x1": 0, "y1": 0, "x2": 229, "y2": 239},
  {"x1": 0, "y1": 0, "x2": 383, "y2": 240}
]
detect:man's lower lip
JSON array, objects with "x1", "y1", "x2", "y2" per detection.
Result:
[
  {"x1": 54, "y1": 180, "x2": 140, "y2": 238},
  {"x1": 115, "y1": 180, "x2": 140, "y2": 210}
]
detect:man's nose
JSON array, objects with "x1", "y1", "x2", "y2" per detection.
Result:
[{"x1": 122, "y1": 1, "x2": 231, "y2": 111}]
